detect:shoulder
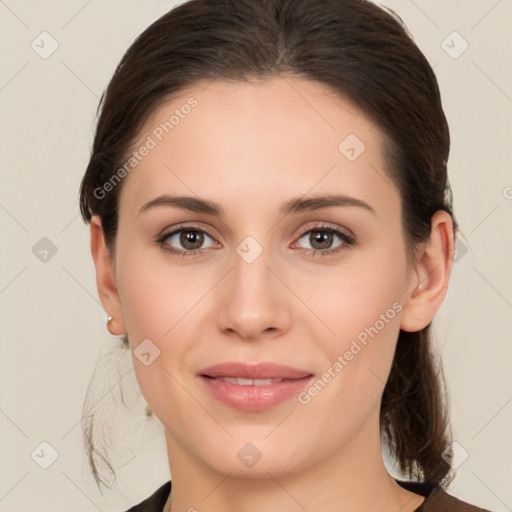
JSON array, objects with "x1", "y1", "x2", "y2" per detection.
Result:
[
  {"x1": 395, "y1": 478, "x2": 492, "y2": 512},
  {"x1": 422, "y1": 485, "x2": 493, "y2": 512},
  {"x1": 122, "y1": 480, "x2": 171, "y2": 512}
]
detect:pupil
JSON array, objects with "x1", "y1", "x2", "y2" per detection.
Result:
[
  {"x1": 312, "y1": 231, "x2": 331, "y2": 249},
  {"x1": 181, "y1": 230, "x2": 203, "y2": 249}
]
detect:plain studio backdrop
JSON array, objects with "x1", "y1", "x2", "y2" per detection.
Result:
[{"x1": 1, "y1": 1, "x2": 511, "y2": 511}]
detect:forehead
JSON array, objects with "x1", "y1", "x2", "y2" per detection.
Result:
[{"x1": 118, "y1": 76, "x2": 399, "y2": 222}]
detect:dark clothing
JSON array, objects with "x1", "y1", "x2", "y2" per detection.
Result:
[{"x1": 123, "y1": 478, "x2": 491, "y2": 512}]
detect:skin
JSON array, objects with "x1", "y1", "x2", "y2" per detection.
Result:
[{"x1": 90, "y1": 76, "x2": 454, "y2": 512}]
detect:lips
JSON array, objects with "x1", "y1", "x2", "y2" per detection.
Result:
[
  {"x1": 199, "y1": 361, "x2": 312, "y2": 380},
  {"x1": 198, "y1": 362, "x2": 314, "y2": 411}
]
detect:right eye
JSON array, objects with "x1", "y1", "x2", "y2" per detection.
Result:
[{"x1": 157, "y1": 224, "x2": 218, "y2": 257}]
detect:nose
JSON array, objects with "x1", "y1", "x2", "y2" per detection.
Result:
[{"x1": 216, "y1": 240, "x2": 292, "y2": 341}]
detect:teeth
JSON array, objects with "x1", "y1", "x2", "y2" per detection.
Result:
[{"x1": 216, "y1": 377, "x2": 284, "y2": 385}]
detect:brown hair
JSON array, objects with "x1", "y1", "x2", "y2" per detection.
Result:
[{"x1": 80, "y1": 0, "x2": 457, "y2": 490}]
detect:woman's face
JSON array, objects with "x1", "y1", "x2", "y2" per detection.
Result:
[{"x1": 98, "y1": 76, "x2": 428, "y2": 478}]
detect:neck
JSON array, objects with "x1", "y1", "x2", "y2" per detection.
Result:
[{"x1": 163, "y1": 411, "x2": 424, "y2": 512}]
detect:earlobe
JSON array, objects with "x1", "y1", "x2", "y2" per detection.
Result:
[
  {"x1": 106, "y1": 314, "x2": 126, "y2": 337},
  {"x1": 90, "y1": 216, "x2": 126, "y2": 335},
  {"x1": 400, "y1": 210, "x2": 455, "y2": 333}
]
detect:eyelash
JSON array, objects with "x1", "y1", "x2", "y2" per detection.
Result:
[{"x1": 156, "y1": 222, "x2": 356, "y2": 259}]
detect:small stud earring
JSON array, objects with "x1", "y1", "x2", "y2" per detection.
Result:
[{"x1": 106, "y1": 314, "x2": 127, "y2": 336}]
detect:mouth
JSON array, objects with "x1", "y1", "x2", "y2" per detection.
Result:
[
  {"x1": 199, "y1": 361, "x2": 313, "y2": 380},
  {"x1": 197, "y1": 362, "x2": 314, "y2": 411},
  {"x1": 203, "y1": 376, "x2": 296, "y2": 385}
]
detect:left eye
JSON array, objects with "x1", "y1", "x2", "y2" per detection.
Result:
[{"x1": 295, "y1": 227, "x2": 351, "y2": 252}]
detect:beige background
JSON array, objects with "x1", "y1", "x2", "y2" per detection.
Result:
[{"x1": 1, "y1": 1, "x2": 511, "y2": 510}]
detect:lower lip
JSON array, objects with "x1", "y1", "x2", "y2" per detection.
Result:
[{"x1": 199, "y1": 375, "x2": 314, "y2": 411}]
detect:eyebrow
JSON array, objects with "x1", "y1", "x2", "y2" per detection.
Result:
[{"x1": 138, "y1": 193, "x2": 376, "y2": 217}]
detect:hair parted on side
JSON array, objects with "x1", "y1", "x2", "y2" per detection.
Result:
[{"x1": 79, "y1": 0, "x2": 457, "y2": 490}]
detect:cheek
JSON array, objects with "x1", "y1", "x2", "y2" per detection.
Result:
[
  {"x1": 116, "y1": 246, "x2": 204, "y2": 342},
  {"x1": 114, "y1": 250, "x2": 202, "y2": 418},
  {"x1": 317, "y1": 241, "x2": 408, "y2": 338},
  {"x1": 118, "y1": 267, "x2": 170, "y2": 342},
  {"x1": 309, "y1": 244, "x2": 408, "y2": 396},
  {"x1": 114, "y1": 248, "x2": 216, "y2": 396}
]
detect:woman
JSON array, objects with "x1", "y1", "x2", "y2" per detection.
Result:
[{"x1": 79, "y1": 0, "x2": 492, "y2": 510}]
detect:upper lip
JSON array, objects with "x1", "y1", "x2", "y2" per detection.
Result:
[{"x1": 199, "y1": 362, "x2": 313, "y2": 380}]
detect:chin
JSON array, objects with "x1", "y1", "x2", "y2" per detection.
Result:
[{"x1": 196, "y1": 436, "x2": 314, "y2": 479}]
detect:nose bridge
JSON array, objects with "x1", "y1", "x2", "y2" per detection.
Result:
[
  {"x1": 216, "y1": 232, "x2": 289, "y2": 338},
  {"x1": 231, "y1": 233, "x2": 277, "y2": 310},
  {"x1": 234, "y1": 235, "x2": 272, "y2": 295}
]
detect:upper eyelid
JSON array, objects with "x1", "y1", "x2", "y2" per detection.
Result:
[
  {"x1": 160, "y1": 222, "x2": 215, "y2": 237},
  {"x1": 298, "y1": 223, "x2": 353, "y2": 237}
]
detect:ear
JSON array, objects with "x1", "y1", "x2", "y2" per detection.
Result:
[
  {"x1": 400, "y1": 210, "x2": 455, "y2": 332},
  {"x1": 90, "y1": 215, "x2": 126, "y2": 336}
]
